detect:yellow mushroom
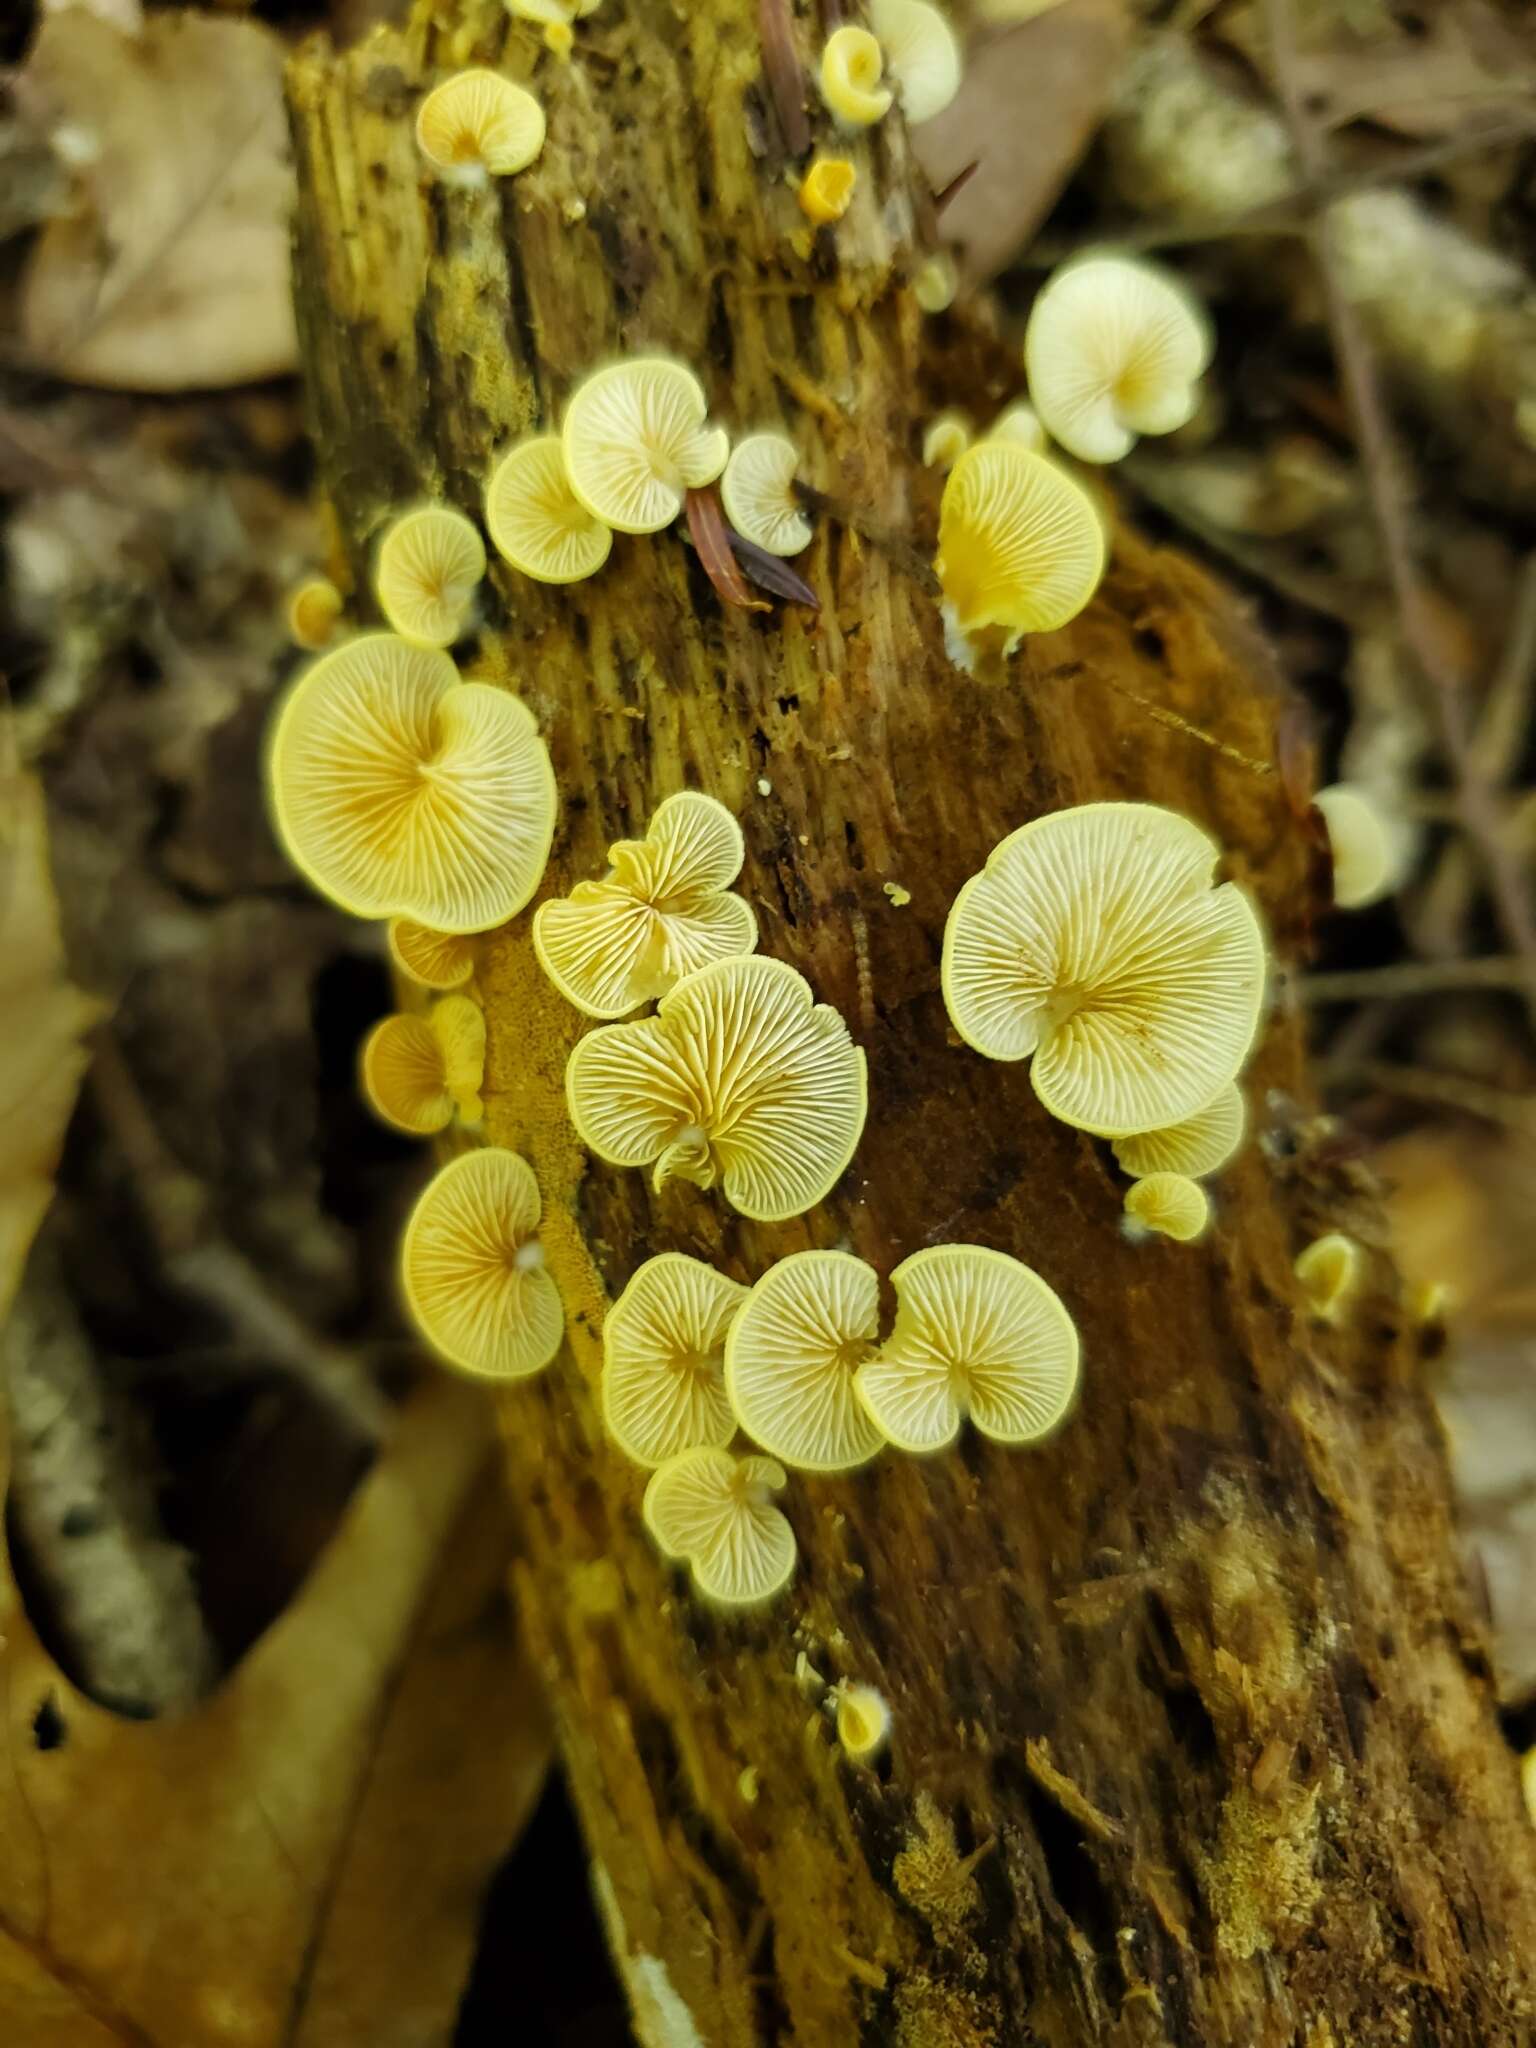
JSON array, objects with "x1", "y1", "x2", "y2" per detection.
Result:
[
  {"x1": 375, "y1": 505, "x2": 486, "y2": 648},
  {"x1": 566, "y1": 954, "x2": 867, "y2": 1220},
  {"x1": 562, "y1": 358, "x2": 730, "y2": 534},
  {"x1": 798, "y1": 158, "x2": 857, "y2": 224},
  {"x1": 854, "y1": 1244, "x2": 1079, "y2": 1455},
  {"x1": 642, "y1": 1445, "x2": 797, "y2": 1606},
  {"x1": 1024, "y1": 253, "x2": 1211, "y2": 465},
  {"x1": 835, "y1": 1682, "x2": 892, "y2": 1761},
  {"x1": 935, "y1": 441, "x2": 1103, "y2": 660},
  {"x1": 870, "y1": 0, "x2": 962, "y2": 125},
  {"x1": 387, "y1": 918, "x2": 475, "y2": 992},
  {"x1": 987, "y1": 402, "x2": 1046, "y2": 453},
  {"x1": 913, "y1": 251, "x2": 959, "y2": 314},
  {"x1": 286, "y1": 577, "x2": 343, "y2": 651},
  {"x1": 819, "y1": 27, "x2": 892, "y2": 127},
  {"x1": 602, "y1": 1253, "x2": 748, "y2": 1468},
  {"x1": 720, "y1": 433, "x2": 813, "y2": 558},
  {"x1": 505, "y1": 0, "x2": 603, "y2": 22},
  {"x1": 414, "y1": 69, "x2": 547, "y2": 183},
  {"x1": 361, "y1": 994, "x2": 485, "y2": 1135},
  {"x1": 1314, "y1": 783, "x2": 1395, "y2": 910},
  {"x1": 922, "y1": 412, "x2": 972, "y2": 470},
  {"x1": 400, "y1": 1148, "x2": 564, "y2": 1379},
  {"x1": 267, "y1": 632, "x2": 556, "y2": 931},
  {"x1": 534, "y1": 790, "x2": 757, "y2": 1018},
  {"x1": 1294, "y1": 1233, "x2": 1366, "y2": 1325},
  {"x1": 1113, "y1": 1082, "x2": 1246, "y2": 1180},
  {"x1": 484, "y1": 434, "x2": 613, "y2": 584},
  {"x1": 941, "y1": 804, "x2": 1267, "y2": 1137},
  {"x1": 1123, "y1": 1172, "x2": 1209, "y2": 1243},
  {"x1": 724, "y1": 1250, "x2": 885, "y2": 1473}
]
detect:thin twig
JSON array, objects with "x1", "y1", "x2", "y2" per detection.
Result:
[
  {"x1": 1318, "y1": 1057, "x2": 1536, "y2": 1135},
  {"x1": 1300, "y1": 957, "x2": 1533, "y2": 1004}
]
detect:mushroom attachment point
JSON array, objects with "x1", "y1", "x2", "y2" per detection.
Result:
[
  {"x1": 1314, "y1": 783, "x2": 1396, "y2": 909},
  {"x1": 361, "y1": 994, "x2": 485, "y2": 1134},
  {"x1": 869, "y1": 0, "x2": 963, "y2": 125},
  {"x1": 854, "y1": 1244, "x2": 1079, "y2": 1456},
  {"x1": 941, "y1": 803, "x2": 1268, "y2": 1137},
  {"x1": 566, "y1": 954, "x2": 867, "y2": 1220},
  {"x1": 414, "y1": 69, "x2": 547, "y2": 183},
  {"x1": 286, "y1": 577, "x2": 343, "y2": 651},
  {"x1": 534, "y1": 790, "x2": 757, "y2": 1018},
  {"x1": 375, "y1": 505, "x2": 486, "y2": 648},
  {"x1": 484, "y1": 434, "x2": 613, "y2": 584},
  {"x1": 602, "y1": 1254, "x2": 748, "y2": 1469},
  {"x1": 1113, "y1": 1081, "x2": 1246, "y2": 1180},
  {"x1": 935, "y1": 441, "x2": 1104, "y2": 661},
  {"x1": 1123, "y1": 1172, "x2": 1210, "y2": 1243},
  {"x1": 1295, "y1": 1232, "x2": 1366, "y2": 1325},
  {"x1": 835, "y1": 1682, "x2": 892, "y2": 1761},
  {"x1": 387, "y1": 918, "x2": 476, "y2": 991},
  {"x1": 721, "y1": 434, "x2": 813, "y2": 558},
  {"x1": 562, "y1": 358, "x2": 730, "y2": 534},
  {"x1": 1023, "y1": 253, "x2": 1211, "y2": 465},
  {"x1": 266, "y1": 632, "x2": 557, "y2": 931},
  {"x1": 819, "y1": 27, "x2": 893, "y2": 127},
  {"x1": 642, "y1": 1445, "x2": 797, "y2": 1607},
  {"x1": 798, "y1": 158, "x2": 857, "y2": 224},
  {"x1": 724, "y1": 1250, "x2": 885, "y2": 1472},
  {"x1": 400, "y1": 1148, "x2": 564, "y2": 1379}
]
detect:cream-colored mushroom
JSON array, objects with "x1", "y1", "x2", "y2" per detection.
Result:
[
  {"x1": 1314, "y1": 783, "x2": 1396, "y2": 910},
  {"x1": 1123, "y1": 1172, "x2": 1209, "y2": 1243},
  {"x1": 415, "y1": 69, "x2": 546, "y2": 183},
  {"x1": 602, "y1": 1254, "x2": 748, "y2": 1468},
  {"x1": 935, "y1": 441, "x2": 1103, "y2": 661},
  {"x1": 724, "y1": 1250, "x2": 885, "y2": 1472},
  {"x1": 1295, "y1": 1233, "x2": 1366, "y2": 1325},
  {"x1": 720, "y1": 434, "x2": 813, "y2": 557},
  {"x1": 1113, "y1": 1082, "x2": 1246, "y2": 1180},
  {"x1": 642, "y1": 1445, "x2": 797, "y2": 1606},
  {"x1": 562, "y1": 358, "x2": 729, "y2": 534},
  {"x1": 400, "y1": 1148, "x2": 564, "y2": 1379},
  {"x1": 484, "y1": 434, "x2": 613, "y2": 584},
  {"x1": 375, "y1": 505, "x2": 486, "y2": 647}
]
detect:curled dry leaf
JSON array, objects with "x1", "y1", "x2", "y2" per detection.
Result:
[
  {"x1": 686, "y1": 486, "x2": 772, "y2": 613},
  {"x1": 19, "y1": 9, "x2": 298, "y2": 391}
]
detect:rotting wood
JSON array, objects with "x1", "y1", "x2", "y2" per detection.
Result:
[{"x1": 287, "y1": 5, "x2": 1536, "y2": 2041}]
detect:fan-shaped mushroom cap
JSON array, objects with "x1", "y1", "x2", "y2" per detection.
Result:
[
  {"x1": 1024, "y1": 254, "x2": 1211, "y2": 465},
  {"x1": 855, "y1": 1245, "x2": 1079, "y2": 1455},
  {"x1": 988, "y1": 402, "x2": 1046, "y2": 453},
  {"x1": 720, "y1": 434, "x2": 812, "y2": 558},
  {"x1": 286, "y1": 577, "x2": 343, "y2": 651},
  {"x1": 414, "y1": 69, "x2": 547, "y2": 182},
  {"x1": 1314, "y1": 783, "x2": 1395, "y2": 910},
  {"x1": 361, "y1": 994, "x2": 485, "y2": 1134},
  {"x1": 935, "y1": 441, "x2": 1104, "y2": 652},
  {"x1": 1124, "y1": 1172, "x2": 1209, "y2": 1242},
  {"x1": 1294, "y1": 1232, "x2": 1365, "y2": 1324},
  {"x1": 870, "y1": 0, "x2": 962, "y2": 123},
  {"x1": 565, "y1": 954, "x2": 867, "y2": 1221},
  {"x1": 375, "y1": 506, "x2": 486, "y2": 648},
  {"x1": 642, "y1": 1445, "x2": 797, "y2": 1606},
  {"x1": 484, "y1": 434, "x2": 613, "y2": 584},
  {"x1": 798, "y1": 158, "x2": 857, "y2": 224},
  {"x1": 387, "y1": 918, "x2": 475, "y2": 991},
  {"x1": 400, "y1": 1148, "x2": 564, "y2": 1379},
  {"x1": 724, "y1": 1250, "x2": 885, "y2": 1472},
  {"x1": 1113, "y1": 1082, "x2": 1246, "y2": 1180},
  {"x1": 941, "y1": 803, "x2": 1267, "y2": 1137},
  {"x1": 535, "y1": 790, "x2": 757, "y2": 1019},
  {"x1": 602, "y1": 1253, "x2": 748, "y2": 1469},
  {"x1": 267, "y1": 633, "x2": 556, "y2": 931},
  {"x1": 819, "y1": 27, "x2": 893, "y2": 126},
  {"x1": 922, "y1": 412, "x2": 972, "y2": 470},
  {"x1": 562, "y1": 359, "x2": 730, "y2": 534},
  {"x1": 835, "y1": 1682, "x2": 891, "y2": 1760}
]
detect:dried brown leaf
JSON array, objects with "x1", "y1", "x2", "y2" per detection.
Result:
[{"x1": 685, "y1": 486, "x2": 771, "y2": 612}]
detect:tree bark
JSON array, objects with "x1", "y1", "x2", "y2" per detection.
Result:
[{"x1": 287, "y1": 7, "x2": 1536, "y2": 2042}]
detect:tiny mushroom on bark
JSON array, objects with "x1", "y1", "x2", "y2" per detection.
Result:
[
  {"x1": 400, "y1": 1148, "x2": 564, "y2": 1379},
  {"x1": 1113, "y1": 1081, "x2": 1246, "y2": 1180},
  {"x1": 375, "y1": 505, "x2": 487, "y2": 647},
  {"x1": 1295, "y1": 1232, "x2": 1366, "y2": 1325},
  {"x1": 724, "y1": 1250, "x2": 885, "y2": 1473},
  {"x1": 1024, "y1": 254, "x2": 1212, "y2": 465},
  {"x1": 387, "y1": 918, "x2": 475, "y2": 991},
  {"x1": 267, "y1": 632, "x2": 556, "y2": 931},
  {"x1": 913, "y1": 251, "x2": 959, "y2": 314},
  {"x1": 565, "y1": 954, "x2": 867, "y2": 1220},
  {"x1": 988, "y1": 402, "x2": 1046, "y2": 453},
  {"x1": 819, "y1": 27, "x2": 892, "y2": 127},
  {"x1": 484, "y1": 434, "x2": 613, "y2": 584},
  {"x1": 534, "y1": 790, "x2": 757, "y2": 1018},
  {"x1": 941, "y1": 804, "x2": 1267, "y2": 1137},
  {"x1": 414, "y1": 69, "x2": 547, "y2": 184},
  {"x1": 720, "y1": 434, "x2": 813, "y2": 557},
  {"x1": 935, "y1": 441, "x2": 1104, "y2": 661},
  {"x1": 286, "y1": 577, "x2": 343, "y2": 651},
  {"x1": 361, "y1": 994, "x2": 485, "y2": 1135},
  {"x1": 870, "y1": 0, "x2": 962, "y2": 124},
  {"x1": 562, "y1": 358, "x2": 729, "y2": 534},
  {"x1": 1123, "y1": 1172, "x2": 1210, "y2": 1243},
  {"x1": 855, "y1": 1245, "x2": 1079, "y2": 1455},
  {"x1": 1314, "y1": 783, "x2": 1396, "y2": 909},
  {"x1": 602, "y1": 1253, "x2": 748, "y2": 1469},
  {"x1": 798, "y1": 158, "x2": 857, "y2": 224},
  {"x1": 835, "y1": 1682, "x2": 892, "y2": 1761},
  {"x1": 922, "y1": 412, "x2": 972, "y2": 470},
  {"x1": 642, "y1": 1445, "x2": 797, "y2": 1607}
]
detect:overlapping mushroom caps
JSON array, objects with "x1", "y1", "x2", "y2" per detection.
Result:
[
  {"x1": 869, "y1": 0, "x2": 962, "y2": 124},
  {"x1": 388, "y1": 918, "x2": 475, "y2": 992},
  {"x1": 1023, "y1": 254, "x2": 1211, "y2": 465},
  {"x1": 562, "y1": 359, "x2": 729, "y2": 534},
  {"x1": 267, "y1": 633, "x2": 556, "y2": 931},
  {"x1": 721, "y1": 435, "x2": 813, "y2": 557},
  {"x1": 1314, "y1": 783, "x2": 1395, "y2": 909},
  {"x1": 484, "y1": 435, "x2": 613, "y2": 584},
  {"x1": 941, "y1": 804, "x2": 1267, "y2": 1137},
  {"x1": 642, "y1": 1446, "x2": 797, "y2": 1606},
  {"x1": 400, "y1": 1148, "x2": 564, "y2": 1379},
  {"x1": 724, "y1": 1251, "x2": 885, "y2": 1472},
  {"x1": 534, "y1": 791, "x2": 757, "y2": 1018},
  {"x1": 601, "y1": 1254, "x2": 747, "y2": 1468},
  {"x1": 566, "y1": 955, "x2": 866, "y2": 1220},
  {"x1": 1123, "y1": 1172, "x2": 1209, "y2": 1243},
  {"x1": 1113, "y1": 1081, "x2": 1246, "y2": 1180},
  {"x1": 361, "y1": 994, "x2": 485, "y2": 1135},
  {"x1": 854, "y1": 1245, "x2": 1079, "y2": 1455},
  {"x1": 935, "y1": 441, "x2": 1104, "y2": 661},
  {"x1": 414, "y1": 69, "x2": 547, "y2": 183},
  {"x1": 375, "y1": 506, "x2": 486, "y2": 647}
]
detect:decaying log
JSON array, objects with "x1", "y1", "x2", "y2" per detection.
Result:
[{"x1": 287, "y1": 6, "x2": 1536, "y2": 2041}]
